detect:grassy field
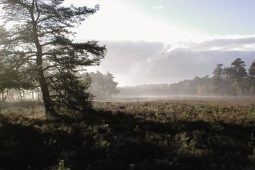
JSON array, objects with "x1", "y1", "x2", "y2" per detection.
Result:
[{"x1": 0, "y1": 98, "x2": 255, "y2": 170}]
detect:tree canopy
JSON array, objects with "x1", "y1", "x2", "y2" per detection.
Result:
[{"x1": 0, "y1": 0, "x2": 106, "y2": 118}]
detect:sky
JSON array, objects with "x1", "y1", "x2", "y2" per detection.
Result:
[
  {"x1": 67, "y1": 0, "x2": 255, "y2": 42},
  {"x1": 71, "y1": 0, "x2": 255, "y2": 86},
  {"x1": 4, "y1": 0, "x2": 255, "y2": 86}
]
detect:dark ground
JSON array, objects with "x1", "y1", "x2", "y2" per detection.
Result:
[{"x1": 0, "y1": 98, "x2": 255, "y2": 170}]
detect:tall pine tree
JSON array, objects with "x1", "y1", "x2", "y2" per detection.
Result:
[
  {"x1": 227, "y1": 58, "x2": 248, "y2": 95},
  {"x1": 0, "y1": 0, "x2": 106, "y2": 118},
  {"x1": 248, "y1": 60, "x2": 255, "y2": 95}
]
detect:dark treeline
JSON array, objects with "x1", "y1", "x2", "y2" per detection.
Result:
[
  {"x1": 0, "y1": 70, "x2": 119, "y2": 104},
  {"x1": 118, "y1": 58, "x2": 255, "y2": 97}
]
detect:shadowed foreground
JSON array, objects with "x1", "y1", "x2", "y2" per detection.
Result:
[{"x1": 0, "y1": 100, "x2": 255, "y2": 170}]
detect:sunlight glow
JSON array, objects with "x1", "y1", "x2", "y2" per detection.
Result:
[{"x1": 65, "y1": 0, "x2": 209, "y2": 43}]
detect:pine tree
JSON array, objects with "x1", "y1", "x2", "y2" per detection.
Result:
[
  {"x1": 0, "y1": 0, "x2": 106, "y2": 118},
  {"x1": 230, "y1": 58, "x2": 247, "y2": 80},
  {"x1": 249, "y1": 60, "x2": 255, "y2": 78},
  {"x1": 212, "y1": 64, "x2": 224, "y2": 94},
  {"x1": 230, "y1": 58, "x2": 248, "y2": 95},
  {"x1": 248, "y1": 60, "x2": 255, "y2": 95}
]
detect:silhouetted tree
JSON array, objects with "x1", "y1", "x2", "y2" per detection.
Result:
[
  {"x1": 48, "y1": 70, "x2": 93, "y2": 112},
  {"x1": 230, "y1": 58, "x2": 247, "y2": 79},
  {"x1": 0, "y1": 0, "x2": 106, "y2": 118},
  {"x1": 248, "y1": 60, "x2": 255, "y2": 95},
  {"x1": 0, "y1": 54, "x2": 36, "y2": 102},
  {"x1": 230, "y1": 58, "x2": 248, "y2": 95}
]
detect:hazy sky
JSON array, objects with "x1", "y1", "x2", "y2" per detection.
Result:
[
  {"x1": 68, "y1": 0, "x2": 255, "y2": 42},
  {"x1": 4, "y1": 0, "x2": 255, "y2": 86},
  {"x1": 71, "y1": 0, "x2": 255, "y2": 86},
  {"x1": 68, "y1": 0, "x2": 255, "y2": 86}
]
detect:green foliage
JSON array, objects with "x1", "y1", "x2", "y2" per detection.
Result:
[
  {"x1": 0, "y1": 0, "x2": 106, "y2": 116},
  {"x1": 48, "y1": 71, "x2": 93, "y2": 112},
  {"x1": 248, "y1": 60, "x2": 255, "y2": 95},
  {"x1": 230, "y1": 58, "x2": 248, "y2": 80},
  {"x1": 0, "y1": 51, "x2": 35, "y2": 90},
  {"x1": 249, "y1": 60, "x2": 255, "y2": 77}
]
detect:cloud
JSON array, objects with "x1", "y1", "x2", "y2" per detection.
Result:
[
  {"x1": 193, "y1": 36, "x2": 255, "y2": 51},
  {"x1": 152, "y1": 5, "x2": 164, "y2": 10},
  {"x1": 88, "y1": 36, "x2": 255, "y2": 86}
]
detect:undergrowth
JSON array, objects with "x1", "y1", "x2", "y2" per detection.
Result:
[{"x1": 0, "y1": 99, "x2": 254, "y2": 170}]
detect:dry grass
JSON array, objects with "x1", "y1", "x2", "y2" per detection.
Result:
[{"x1": 0, "y1": 98, "x2": 254, "y2": 170}]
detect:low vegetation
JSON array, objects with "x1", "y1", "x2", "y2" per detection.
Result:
[{"x1": 0, "y1": 98, "x2": 255, "y2": 170}]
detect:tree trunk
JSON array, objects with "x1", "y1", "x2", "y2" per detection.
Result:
[
  {"x1": 37, "y1": 67, "x2": 57, "y2": 118},
  {"x1": 36, "y1": 40, "x2": 57, "y2": 118},
  {"x1": 35, "y1": 31, "x2": 56, "y2": 118},
  {"x1": 30, "y1": 2, "x2": 57, "y2": 118}
]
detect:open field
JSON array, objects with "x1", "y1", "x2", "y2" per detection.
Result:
[
  {"x1": 0, "y1": 97, "x2": 255, "y2": 170},
  {"x1": 107, "y1": 96, "x2": 255, "y2": 106}
]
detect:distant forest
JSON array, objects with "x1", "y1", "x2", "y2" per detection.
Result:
[
  {"x1": 1, "y1": 58, "x2": 254, "y2": 102},
  {"x1": 86, "y1": 71, "x2": 119, "y2": 99},
  {"x1": 118, "y1": 58, "x2": 255, "y2": 97}
]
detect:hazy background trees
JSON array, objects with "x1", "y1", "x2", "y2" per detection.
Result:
[
  {"x1": 86, "y1": 71, "x2": 119, "y2": 100},
  {"x1": 118, "y1": 58, "x2": 255, "y2": 97},
  {"x1": 248, "y1": 61, "x2": 255, "y2": 95}
]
